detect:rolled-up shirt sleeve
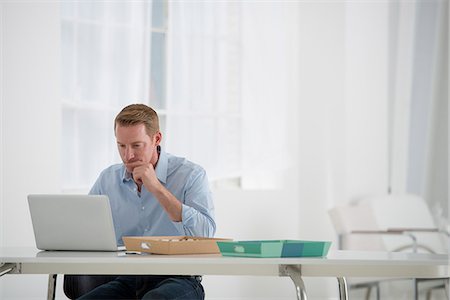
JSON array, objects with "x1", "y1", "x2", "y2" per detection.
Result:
[{"x1": 172, "y1": 168, "x2": 216, "y2": 237}]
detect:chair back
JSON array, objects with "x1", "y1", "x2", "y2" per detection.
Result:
[
  {"x1": 328, "y1": 194, "x2": 447, "y2": 254},
  {"x1": 329, "y1": 203, "x2": 385, "y2": 251},
  {"x1": 357, "y1": 194, "x2": 446, "y2": 254}
]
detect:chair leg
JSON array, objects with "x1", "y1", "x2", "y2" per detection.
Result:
[
  {"x1": 425, "y1": 283, "x2": 450, "y2": 300},
  {"x1": 426, "y1": 286, "x2": 433, "y2": 300},
  {"x1": 375, "y1": 282, "x2": 380, "y2": 300},
  {"x1": 47, "y1": 274, "x2": 57, "y2": 300},
  {"x1": 363, "y1": 282, "x2": 380, "y2": 300},
  {"x1": 364, "y1": 285, "x2": 372, "y2": 300},
  {"x1": 446, "y1": 279, "x2": 449, "y2": 300},
  {"x1": 413, "y1": 278, "x2": 418, "y2": 300}
]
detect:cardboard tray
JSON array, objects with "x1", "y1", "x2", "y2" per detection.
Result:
[
  {"x1": 216, "y1": 240, "x2": 331, "y2": 258},
  {"x1": 122, "y1": 236, "x2": 231, "y2": 255}
]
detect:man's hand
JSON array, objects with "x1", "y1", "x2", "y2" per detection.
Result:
[
  {"x1": 127, "y1": 161, "x2": 161, "y2": 193},
  {"x1": 126, "y1": 160, "x2": 182, "y2": 222}
]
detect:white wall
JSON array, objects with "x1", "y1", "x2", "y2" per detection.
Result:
[
  {"x1": 0, "y1": 1, "x2": 393, "y2": 300},
  {"x1": 296, "y1": 0, "x2": 389, "y2": 233},
  {"x1": 203, "y1": 190, "x2": 300, "y2": 300},
  {"x1": 296, "y1": 3, "x2": 348, "y2": 297},
  {"x1": 0, "y1": 2, "x2": 61, "y2": 299},
  {"x1": 208, "y1": 2, "x2": 390, "y2": 299},
  {"x1": 295, "y1": 2, "x2": 389, "y2": 298},
  {"x1": 240, "y1": 1, "x2": 300, "y2": 189}
]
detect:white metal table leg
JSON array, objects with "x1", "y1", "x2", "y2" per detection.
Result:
[
  {"x1": 337, "y1": 277, "x2": 348, "y2": 300},
  {"x1": 47, "y1": 274, "x2": 57, "y2": 300},
  {"x1": 281, "y1": 265, "x2": 308, "y2": 300},
  {"x1": 0, "y1": 263, "x2": 16, "y2": 277}
]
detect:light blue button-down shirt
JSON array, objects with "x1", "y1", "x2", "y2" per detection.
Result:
[{"x1": 89, "y1": 148, "x2": 216, "y2": 246}]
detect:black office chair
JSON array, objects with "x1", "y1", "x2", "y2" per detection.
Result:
[{"x1": 63, "y1": 275, "x2": 117, "y2": 299}]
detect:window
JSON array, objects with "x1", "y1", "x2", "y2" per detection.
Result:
[
  {"x1": 61, "y1": 1, "x2": 167, "y2": 191},
  {"x1": 61, "y1": 1, "x2": 294, "y2": 191},
  {"x1": 165, "y1": 2, "x2": 242, "y2": 182}
]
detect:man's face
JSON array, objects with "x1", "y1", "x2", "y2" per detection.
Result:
[{"x1": 115, "y1": 123, "x2": 160, "y2": 173}]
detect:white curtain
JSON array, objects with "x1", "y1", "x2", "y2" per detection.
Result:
[
  {"x1": 61, "y1": 1, "x2": 153, "y2": 190},
  {"x1": 240, "y1": 2, "x2": 300, "y2": 188},
  {"x1": 62, "y1": 0, "x2": 299, "y2": 190},
  {"x1": 166, "y1": 1, "x2": 298, "y2": 187},
  {"x1": 389, "y1": 1, "x2": 448, "y2": 226},
  {"x1": 166, "y1": 2, "x2": 242, "y2": 181}
]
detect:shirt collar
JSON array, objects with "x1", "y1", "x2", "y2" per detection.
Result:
[
  {"x1": 123, "y1": 169, "x2": 133, "y2": 182},
  {"x1": 121, "y1": 147, "x2": 168, "y2": 184},
  {"x1": 155, "y1": 147, "x2": 168, "y2": 184}
]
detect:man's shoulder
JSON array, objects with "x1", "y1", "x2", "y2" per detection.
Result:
[{"x1": 166, "y1": 153, "x2": 205, "y2": 176}]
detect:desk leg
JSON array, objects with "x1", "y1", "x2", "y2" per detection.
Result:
[
  {"x1": 337, "y1": 277, "x2": 348, "y2": 300},
  {"x1": 0, "y1": 263, "x2": 16, "y2": 277},
  {"x1": 47, "y1": 274, "x2": 57, "y2": 300},
  {"x1": 283, "y1": 265, "x2": 308, "y2": 300}
]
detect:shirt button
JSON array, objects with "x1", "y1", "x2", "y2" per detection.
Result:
[{"x1": 142, "y1": 206, "x2": 145, "y2": 210}]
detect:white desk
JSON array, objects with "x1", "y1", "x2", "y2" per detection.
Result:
[{"x1": 1, "y1": 248, "x2": 449, "y2": 300}]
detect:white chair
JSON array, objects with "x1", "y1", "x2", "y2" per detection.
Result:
[{"x1": 328, "y1": 194, "x2": 449, "y2": 300}]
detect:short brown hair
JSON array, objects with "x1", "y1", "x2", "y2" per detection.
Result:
[{"x1": 114, "y1": 104, "x2": 159, "y2": 136}]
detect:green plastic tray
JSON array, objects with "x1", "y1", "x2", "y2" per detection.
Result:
[{"x1": 216, "y1": 240, "x2": 331, "y2": 258}]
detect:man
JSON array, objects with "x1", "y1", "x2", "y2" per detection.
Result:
[{"x1": 78, "y1": 104, "x2": 215, "y2": 299}]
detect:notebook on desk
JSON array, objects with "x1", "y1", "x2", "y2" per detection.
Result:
[{"x1": 28, "y1": 194, "x2": 122, "y2": 251}]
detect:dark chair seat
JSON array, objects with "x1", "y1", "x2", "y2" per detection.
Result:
[{"x1": 63, "y1": 275, "x2": 118, "y2": 299}]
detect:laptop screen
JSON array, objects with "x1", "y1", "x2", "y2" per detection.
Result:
[{"x1": 28, "y1": 194, "x2": 119, "y2": 251}]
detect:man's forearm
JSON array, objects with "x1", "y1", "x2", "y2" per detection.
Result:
[{"x1": 152, "y1": 183, "x2": 183, "y2": 222}]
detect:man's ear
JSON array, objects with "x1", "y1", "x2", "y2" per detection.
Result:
[{"x1": 154, "y1": 131, "x2": 162, "y2": 146}]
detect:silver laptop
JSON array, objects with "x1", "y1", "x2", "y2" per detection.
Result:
[{"x1": 28, "y1": 194, "x2": 121, "y2": 251}]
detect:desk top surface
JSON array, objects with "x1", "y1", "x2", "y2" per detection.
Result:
[
  {"x1": 1, "y1": 247, "x2": 448, "y2": 266},
  {"x1": 1, "y1": 247, "x2": 449, "y2": 277}
]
